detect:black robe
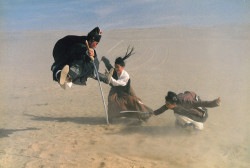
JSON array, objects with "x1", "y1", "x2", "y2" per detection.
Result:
[{"x1": 51, "y1": 35, "x2": 99, "y2": 84}]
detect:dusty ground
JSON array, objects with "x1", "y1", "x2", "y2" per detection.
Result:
[{"x1": 0, "y1": 25, "x2": 249, "y2": 168}]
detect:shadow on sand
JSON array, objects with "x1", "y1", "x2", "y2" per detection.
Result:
[
  {"x1": 115, "y1": 125, "x2": 194, "y2": 136},
  {"x1": 24, "y1": 114, "x2": 107, "y2": 125},
  {"x1": 0, "y1": 127, "x2": 40, "y2": 138},
  {"x1": 104, "y1": 118, "x2": 196, "y2": 136}
]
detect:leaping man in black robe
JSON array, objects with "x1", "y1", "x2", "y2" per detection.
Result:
[{"x1": 51, "y1": 27, "x2": 113, "y2": 89}]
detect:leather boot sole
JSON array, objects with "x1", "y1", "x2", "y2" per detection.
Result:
[
  {"x1": 60, "y1": 65, "x2": 69, "y2": 85},
  {"x1": 107, "y1": 68, "x2": 114, "y2": 84}
]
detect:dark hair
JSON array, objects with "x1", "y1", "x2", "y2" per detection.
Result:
[
  {"x1": 115, "y1": 46, "x2": 134, "y2": 67},
  {"x1": 165, "y1": 91, "x2": 179, "y2": 104}
]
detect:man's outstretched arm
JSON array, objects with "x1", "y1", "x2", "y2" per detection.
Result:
[
  {"x1": 192, "y1": 97, "x2": 221, "y2": 108},
  {"x1": 153, "y1": 105, "x2": 168, "y2": 115}
]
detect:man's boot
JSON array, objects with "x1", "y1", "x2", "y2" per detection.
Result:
[
  {"x1": 55, "y1": 65, "x2": 70, "y2": 89},
  {"x1": 98, "y1": 68, "x2": 114, "y2": 84},
  {"x1": 59, "y1": 65, "x2": 69, "y2": 85},
  {"x1": 105, "y1": 68, "x2": 114, "y2": 84}
]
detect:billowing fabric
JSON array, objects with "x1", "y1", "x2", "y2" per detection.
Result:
[
  {"x1": 101, "y1": 57, "x2": 152, "y2": 120},
  {"x1": 108, "y1": 70, "x2": 152, "y2": 119},
  {"x1": 51, "y1": 35, "x2": 99, "y2": 85},
  {"x1": 52, "y1": 35, "x2": 86, "y2": 66},
  {"x1": 174, "y1": 113, "x2": 204, "y2": 130}
]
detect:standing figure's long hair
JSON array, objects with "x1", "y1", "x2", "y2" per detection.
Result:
[{"x1": 115, "y1": 46, "x2": 134, "y2": 66}]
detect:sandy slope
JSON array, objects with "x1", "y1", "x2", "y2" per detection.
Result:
[{"x1": 0, "y1": 26, "x2": 249, "y2": 168}]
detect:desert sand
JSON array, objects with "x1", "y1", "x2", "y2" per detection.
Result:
[{"x1": 0, "y1": 26, "x2": 249, "y2": 168}]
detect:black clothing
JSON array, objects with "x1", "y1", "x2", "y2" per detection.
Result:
[
  {"x1": 52, "y1": 35, "x2": 86, "y2": 65},
  {"x1": 51, "y1": 35, "x2": 99, "y2": 85},
  {"x1": 87, "y1": 27, "x2": 101, "y2": 42}
]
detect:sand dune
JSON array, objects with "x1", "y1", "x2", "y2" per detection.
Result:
[{"x1": 0, "y1": 26, "x2": 249, "y2": 168}]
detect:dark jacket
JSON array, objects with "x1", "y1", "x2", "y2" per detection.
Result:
[
  {"x1": 154, "y1": 91, "x2": 218, "y2": 122},
  {"x1": 51, "y1": 35, "x2": 99, "y2": 82},
  {"x1": 52, "y1": 35, "x2": 87, "y2": 65}
]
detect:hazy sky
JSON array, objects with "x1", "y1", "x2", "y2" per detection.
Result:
[{"x1": 0, "y1": 0, "x2": 249, "y2": 31}]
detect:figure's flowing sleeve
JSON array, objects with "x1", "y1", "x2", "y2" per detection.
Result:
[{"x1": 153, "y1": 105, "x2": 168, "y2": 115}]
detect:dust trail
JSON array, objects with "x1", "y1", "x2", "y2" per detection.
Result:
[{"x1": 107, "y1": 40, "x2": 124, "y2": 53}]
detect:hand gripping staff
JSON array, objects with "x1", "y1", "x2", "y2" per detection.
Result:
[{"x1": 85, "y1": 40, "x2": 109, "y2": 125}]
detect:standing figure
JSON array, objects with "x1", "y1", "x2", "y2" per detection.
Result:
[
  {"x1": 101, "y1": 47, "x2": 153, "y2": 122},
  {"x1": 153, "y1": 91, "x2": 221, "y2": 130},
  {"x1": 51, "y1": 26, "x2": 113, "y2": 88}
]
